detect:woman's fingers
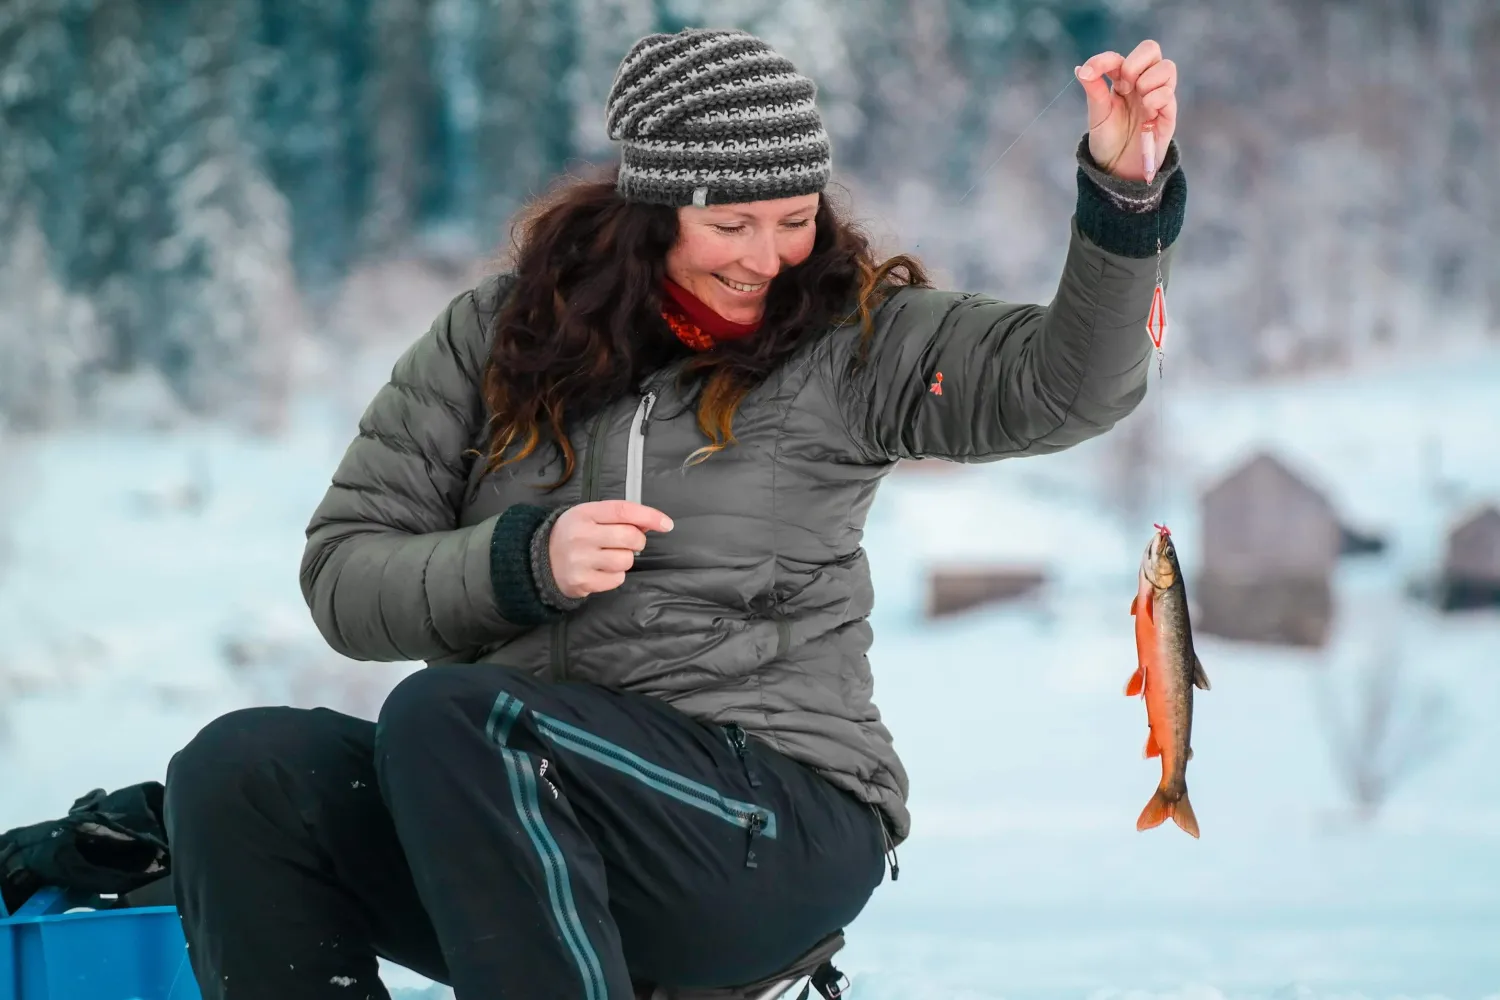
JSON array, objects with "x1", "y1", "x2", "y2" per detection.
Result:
[
  {"x1": 1115, "y1": 39, "x2": 1163, "y2": 95},
  {"x1": 591, "y1": 523, "x2": 650, "y2": 553},
  {"x1": 1133, "y1": 58, "x2": 1176, "y2": 100},
  {"x1": 591, "y1": 547, "x2": 638, "y2": 574},
  {"x1": 1078, "y1": 50, "x2": 1124, "y2": 83}
]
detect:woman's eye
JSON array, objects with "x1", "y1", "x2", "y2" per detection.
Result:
[{"x1": 711, "y1": 220, "x2": 809, "y2": 234}]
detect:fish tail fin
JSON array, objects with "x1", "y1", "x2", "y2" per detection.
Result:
[
  {"x1": 1172, "y1": 790, "x2": 1200, "y2": 839},
  {"x1": 1135, "y1": 788, "x2": 1171, "y2": 832},
  {"x1": 1136, "y1": 786, "x2": 1201, "y2": 839}
]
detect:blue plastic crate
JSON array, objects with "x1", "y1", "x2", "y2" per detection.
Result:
[{"x1": 0, "y1": 887, "x2": 200, "y2": 1000}]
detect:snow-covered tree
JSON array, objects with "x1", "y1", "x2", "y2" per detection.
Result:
[
  {"x1": 135, "y1": 0, "x2": 301, "y2": 426},
  {"x1": 0, "y1": 208, "x2": 103, "y2": 429},
  {"x1": 243, "y1": 0, "x2": 374, "y2": 296},
  {"x1": 470, "y1": 0, "x2": 581, "y2": 248},
  {"x1": 363, "y1": 0, "x2": 442, "y2": 257}
]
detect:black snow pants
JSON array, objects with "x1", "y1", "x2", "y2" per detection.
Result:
[{"x1": 162, "y1": 664, "x2": 890, "y2": 1000}]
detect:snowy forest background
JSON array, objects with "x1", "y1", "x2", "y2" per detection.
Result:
[
  {"x1": 2, "y1": 1, "x2": 1500, "y2": 998},
  {"x1": 3, "y1": 0, "x2": 1498, "y2": 432}
]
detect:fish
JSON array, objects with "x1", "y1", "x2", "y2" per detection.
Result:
[{"x1": 1127, "y1": 523, "x2": 1210, "y2": 837}]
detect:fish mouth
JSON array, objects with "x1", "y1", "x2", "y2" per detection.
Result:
[{"x1": 1142, "y1": 524, "x2": 1177, "y2": 589}]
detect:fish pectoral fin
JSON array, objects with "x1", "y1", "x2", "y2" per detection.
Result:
[
  {"x1": 1192, "y1": 654, "x2": 1211, "y2": 691},
  {"x1": 1143, "y1": 730, "x2": 1161, "y2": 758},
  {"x1": 1125, "y1": 666, "x2": 1145, "y2": 697},
  {"x1": 1130, "y1": 594, "x2": 1139, "y2": 616}
]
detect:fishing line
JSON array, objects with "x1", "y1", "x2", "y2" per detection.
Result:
[
  {"x1": 958, "y1": 77, "x2": 1080, "y2": 204},
  {"x1": 1148, "y1": 157, "x2": 1169, "y2": 529}
]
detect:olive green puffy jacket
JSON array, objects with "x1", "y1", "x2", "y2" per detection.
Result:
[{"x1": 300, "y1": 145, "x2": 1187, "y2": 845}]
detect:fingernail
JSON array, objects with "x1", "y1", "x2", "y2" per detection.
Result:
[
  {"x1": 1076, "y1": 65, "x2": 1096, "y2": 81},
  {"x1": 661, "y1": 516, "x2": 674, "y2": 531}
]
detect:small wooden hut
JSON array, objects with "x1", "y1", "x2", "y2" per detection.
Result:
[
  {"x1": 1196, "y1": 451, "x2": 1341, "y2": 647},
  {"x1": 925, "y1": 565, "x2": 1047, "y2": 619},
  {"x1": 1439, "y1": 505, "x2": 1500, "y2": 612}
]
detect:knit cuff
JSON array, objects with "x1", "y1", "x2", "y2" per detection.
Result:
[
  {"x1": 530, "y1": 505, "x2": 587, "y2": 612},
  {"x1": 490, "y1": 504, "x2": 568, "y2": 627},
  {"x1": 1074, "y1": 133, "x2": 1187, "y2": 259}
]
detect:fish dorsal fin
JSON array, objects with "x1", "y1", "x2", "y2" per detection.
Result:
[{"x1": 1192, "y1": 654, "x2": 1211, "y2": 691}]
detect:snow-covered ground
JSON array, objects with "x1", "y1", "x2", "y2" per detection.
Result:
[{"x1": 1, "y1": 342, "x2": 1497, "y2": 999}]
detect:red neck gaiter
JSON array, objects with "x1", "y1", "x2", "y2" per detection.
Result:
[{"x1": 660, "y1": 278, "x2": 763, "y2": 351}]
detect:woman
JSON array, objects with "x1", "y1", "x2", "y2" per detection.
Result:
[{"x1": 163, "y1": 27, "x2": 1185, "y2": 1000}]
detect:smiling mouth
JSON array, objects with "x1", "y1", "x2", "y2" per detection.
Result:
[{"x1": 714, "y1": 274, "x2": 768, "y2": 294}]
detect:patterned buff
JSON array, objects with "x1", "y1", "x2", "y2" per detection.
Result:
[
  {"x1": 662, "y1": 309, "x2": 716, "y2": 352},
  {"x1": 605, "y1": 28, "x2": 833, "y2": 208}
]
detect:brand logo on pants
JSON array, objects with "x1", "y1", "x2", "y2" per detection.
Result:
[{"x1": 538, "y1": 758, "x2": 559, "y2": 800}]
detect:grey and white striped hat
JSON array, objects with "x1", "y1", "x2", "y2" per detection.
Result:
[{"x1": 605, "y1": 28, "x2": 832, "y2": 208}]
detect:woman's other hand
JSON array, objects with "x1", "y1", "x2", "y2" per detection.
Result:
[{"x1": 549, "y1": 501, "x2": 674, "y2": 600}]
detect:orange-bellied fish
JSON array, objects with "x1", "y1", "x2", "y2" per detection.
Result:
[{"x1": 1127, "y1": 524, "x2": 1210, "y2": 837}]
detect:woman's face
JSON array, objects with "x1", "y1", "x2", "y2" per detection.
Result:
[{"x1": 665, "y1": 193, "x2": 820, "y2": 325}]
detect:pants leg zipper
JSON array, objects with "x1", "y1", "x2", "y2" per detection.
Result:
[
  {"x1": 744, "y1": 811, "x2": 765, "y2": 869},
  {"x1": 724, "y1": 723, "x2": 762, "y2": 789}
]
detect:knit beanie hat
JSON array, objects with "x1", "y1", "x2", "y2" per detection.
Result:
[{"x1": 605, "y1": 28, "x2": 832, "y2": 208}]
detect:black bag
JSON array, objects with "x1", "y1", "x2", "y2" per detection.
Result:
[{"x1": 0, "y1": 781, "x2": 171, "y2": 915}]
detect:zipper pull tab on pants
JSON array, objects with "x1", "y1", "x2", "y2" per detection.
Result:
[
  {"x1": 744, "y1": 811, "x2": 766, "y2": 869},
  {"x1": 725, "y1": 723, "x2": 761, "y2": 788}
]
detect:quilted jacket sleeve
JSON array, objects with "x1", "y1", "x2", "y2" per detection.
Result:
[
  {"x1": 831, "y1": 139, "x2": 1187, "y2": 465},
  {"x1": 299, "y1": 276, "x2": 560, "y2": 662}
]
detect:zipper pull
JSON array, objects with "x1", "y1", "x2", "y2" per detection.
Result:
[
  {"x1": 640, "y1": 390, "x2": 657, "y2": 436},
  {"x1": 744, "y1": 811, "x2": 766, "y2": 869},
  {"x1": 725, "y1": 724, "x2": 761, "y2": 787},
  {"x1": 873, "y1": 804, "x2": 900, "y2": 882}
]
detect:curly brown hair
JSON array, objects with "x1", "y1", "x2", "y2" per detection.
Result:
[{"x1": 477, "y1": 162, "x2": 929, "y2": 488}]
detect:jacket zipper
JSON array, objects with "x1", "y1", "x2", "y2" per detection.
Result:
[
  {"x1": 624, "y1": 390, "x2": 657, "y2": 505},
  {"x1": 533, "y1": 710, "x2": 776, "y2": 869},
  {"x1": 551, "y1": 409, "x2": 611, "y2": 682}
]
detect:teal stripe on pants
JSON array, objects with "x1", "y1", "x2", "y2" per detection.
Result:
[
  {"x1": 485, "y1": 690, "x2": 524, "y2": 746},
  {"x1": 487, "y1": 692, "x2": 606, "y2": 1000},
  {"x1": 533, "y1": 711, "x2": 777, "y2": 838}
]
